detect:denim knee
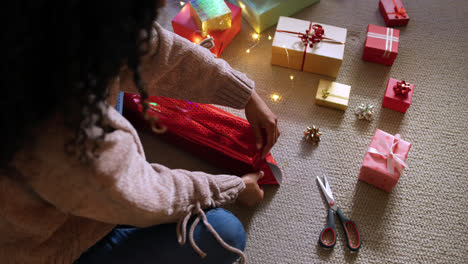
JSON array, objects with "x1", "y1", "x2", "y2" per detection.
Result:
[
  {"x1": 206, "y1": 208, "x2": 246, "y2": 251},
  {"x1": 193, "y1": 208, "x2": 246, "y2": 263}
]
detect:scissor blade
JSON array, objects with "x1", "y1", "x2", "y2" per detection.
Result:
[{"x1": 316, "y1": 175, "x2": 337, "y2": 210}]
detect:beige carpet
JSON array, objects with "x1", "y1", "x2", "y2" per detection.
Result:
[{"x1": 140, "y1": 0, "x2": 468, "y2": 263}]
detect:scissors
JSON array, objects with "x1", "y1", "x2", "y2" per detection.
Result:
[{"x1": 316, "y1": 175, "x2": 361, "y2": 251}]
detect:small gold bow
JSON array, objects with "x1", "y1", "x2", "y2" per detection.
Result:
[
  {"x1": 304, "y1": 126, "x2": 323, "y2": 144},
  {"x1": 321, "y1": 89, "x2": 330, "y2": 99}
]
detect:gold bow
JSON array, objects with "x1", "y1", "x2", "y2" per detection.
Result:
[{"x1": 304, "y1": 126, "x2": 323, "y2": 144}]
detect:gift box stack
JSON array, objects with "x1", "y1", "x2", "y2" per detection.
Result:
[{"x1": 172, "y1": 0, "x2": 241, "y2": 56}]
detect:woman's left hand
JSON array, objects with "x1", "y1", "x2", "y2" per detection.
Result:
[{"x1": 245, "y1": 91, "x2": 280, "y2": 159}]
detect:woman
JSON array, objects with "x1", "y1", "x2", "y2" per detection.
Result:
[{"x1": 0, "y1": 0, "x2": 279, "y2": 263}]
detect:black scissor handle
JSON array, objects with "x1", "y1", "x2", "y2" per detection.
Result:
[
  {"x1": 336, "y1": 207, "x2": 361, "y2": 251},
  {"x1": 319, "y1": 208, "x2": 336, "y2": 248}
]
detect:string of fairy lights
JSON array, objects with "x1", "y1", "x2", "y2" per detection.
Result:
[{"x1": 178, "y1": 1, "x2": 295, "y2": 103}]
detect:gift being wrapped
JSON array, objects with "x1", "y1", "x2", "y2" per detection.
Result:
[
  {"x1": 189, "y1": 0, "x2": 231, "y2": 36},
  {"x1": 379, "y1": 0, "x2": 410, "y2": 27},
  {"x1": 358, "y1": 129, "x2": 411, "y2": 192},
  {"x1": 172, "y1": 1, "x2": 241, "y2": 57},
  {"x1": 382, "y1": 78, "x2": 414, "y2": 113},
  {"x1": 271, "y1": 17, "x2": 347, "y2": 78},
  {"x1": 362, "y1": 24, "x2": 400, "y2": 66},
  {"x1": 314, "y1": 79, "x2": 351, "y2": 111},
  {"x1": 227, "y1": 0, "x2": 319, "y2": 33},
  {"x1": 123, "y1": 93, "x2": 282, "y2": 185}
]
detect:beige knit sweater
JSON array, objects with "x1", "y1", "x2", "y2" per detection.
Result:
[{"x1": 0, "y1": 23, "x2": 254, "y2": 263}]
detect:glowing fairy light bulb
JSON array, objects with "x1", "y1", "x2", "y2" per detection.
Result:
[
  {"x1": 246, "y1": 49, "x2": 250, "y2": 53},
  {"x1": 252, "y1": 33, "x2": 259, "y2": 40},
  {"x1": 207, "y1": 34, "x2": 211, "y2": 38},
  {"x1": 290, "y1": 75, "x2": 294, "y2": 80},
  {"x1": 180, "y1": 1, "x2": 185, "y2": 6},
  {"x1": 268, "y1": 35, "x2": 272, "y2": 40},
  {"x1": 271, "y1": 94, "x2": 280, "y2": 102},
  {"x1": 239, "y1": 2, "x2": 246, "y2": 9}
]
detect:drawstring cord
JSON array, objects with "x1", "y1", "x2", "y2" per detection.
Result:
[{"x1": 176, "y1": 202, "x2": 246, "y2": 264}]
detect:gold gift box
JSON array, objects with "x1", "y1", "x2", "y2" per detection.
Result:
[
  {"x1": 315, "y1": 79, "x2": 351, "y2": 111},
  {"x1": 189, "y1": 0, "x2": 231, "y2": 37}
]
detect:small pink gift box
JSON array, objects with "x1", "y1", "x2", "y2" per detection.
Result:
[{"x1": 358, "y1": 129, "x2": 411, "y2": 192}]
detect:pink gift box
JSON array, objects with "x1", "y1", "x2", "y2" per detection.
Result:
[
  {"x1": 172, "y1": 1, "x2": 241, "y2": 57},
  {"x1": 362, "y1": 24, "x2": 399, "y2": 66},
  {"x1": 379, "y1": 0, "x2": 410, "y2": 27},
  {"x1": 358, "y1": 129, "x2": 411, "y2": 192},
  {"x1": 382, "y1": 78, "x2": 414, "y2": 113}
]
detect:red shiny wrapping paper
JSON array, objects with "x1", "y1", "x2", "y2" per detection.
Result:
[{"x1": 123, "y1": 93, "x2": 281, "y2": 185}]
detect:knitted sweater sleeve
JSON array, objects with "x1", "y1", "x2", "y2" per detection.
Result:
[
  {"x1": 14, "y1": 109, "x2": 245, "y2": 227},
  {"x1": 119, "y1": 22, "x2": 254, "y2": 109}
]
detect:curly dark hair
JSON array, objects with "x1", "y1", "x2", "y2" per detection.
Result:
[{"x1": 1, "y1": 0, "x2": 164, "y2": 165}]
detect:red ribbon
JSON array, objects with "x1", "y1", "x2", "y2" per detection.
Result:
[
  {"x1": 393, "y1": 80, "x2": 412, "y2": 97},
  {"x1": 388, "y1": 0, "x2": 407, "y2": 18},
  {"x1": 276, "y1": 23, "x2": 343, "y2": 71}
]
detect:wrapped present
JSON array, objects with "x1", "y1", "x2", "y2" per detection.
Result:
[
  {"x1": 189, "y1": 0, "x2": 231, "y2": 36},
  {"x1": 358, "y1": 129, "x2": 411, "y2": 192},
  {"x1": 314, "y1": 79, "x2": 351, "y2": 111},
  {"x1": 271, "y1": 17, "x2": 347, "y2": 78},
  {"x1": 123, "y1": 93, "x2": 282, "y2": 185},
  {"x1": 379, "y1": 0, "x2": 410, "y2": 27},
  {"x1": 382, "y1": 78, "x2": 414, "y2": 113},
  {"x1": 227, "y1": 0, "x2": 319, "y2": 33},
  {"x1": 362, "y1": 24, "x2": 400, "y2": 66},
  {"x1": 172, "y1": 1, "x2": 241, "y2": 57}
]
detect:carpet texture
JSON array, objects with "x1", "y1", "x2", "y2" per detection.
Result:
[{"x1": 140, "y1": 0, "x2": 468, "y2": 263}]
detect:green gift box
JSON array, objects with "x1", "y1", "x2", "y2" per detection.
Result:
[{"x1": 228, "y1": 0, "x2": 320, "y2": 33}]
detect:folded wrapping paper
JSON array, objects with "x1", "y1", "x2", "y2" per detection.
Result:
[
  {"x1": 382, "y1": 78, "x2": 414, "y2": 113},
  {"x1": 315, "y1": 79, "x2": 351, "y2": 111},
  {"x1": 172, "y1": 1, "x2": 241, "y2": 57},
  {"x1": 358, "y1": 129, "x2": 411, "y2": 192},
  {"x1": 271, "y1": 17, "x2": 347, "y2": 78},
  {"x1": 379, "y1": 0, "x2": 410, "y2": 27},
  {"x1": 123, "y1": 93, "x2": 282, "y2": 185},
  {"x1": 362, "y1": 24, "x2": 400, "y2": 66},
  {"x1": 189, "y1": 0, "x2": 231, "y2": 36},
  {"x1": 227, "y1": 0, "x2": 319, "y2": 33}
]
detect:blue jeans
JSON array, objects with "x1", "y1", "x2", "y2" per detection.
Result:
[{"x1": 74, "y1": 208, "x2": 246, "y2": 264}]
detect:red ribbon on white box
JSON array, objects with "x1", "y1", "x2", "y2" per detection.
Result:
[{"x1": 367, "y1": 27, "x2": 399, "y2": 58}]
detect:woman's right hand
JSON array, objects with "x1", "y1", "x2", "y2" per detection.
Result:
[{"x1": 237, "y1": 172, "x2": 265, "y2": 207}]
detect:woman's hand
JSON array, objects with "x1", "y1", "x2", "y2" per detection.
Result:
[
  {"x1": 245, "y1": 91, "x2": 280, "y2": 159},
  {"x1": 237, "y1": 172, "x2": 264, "y2": 207}
]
